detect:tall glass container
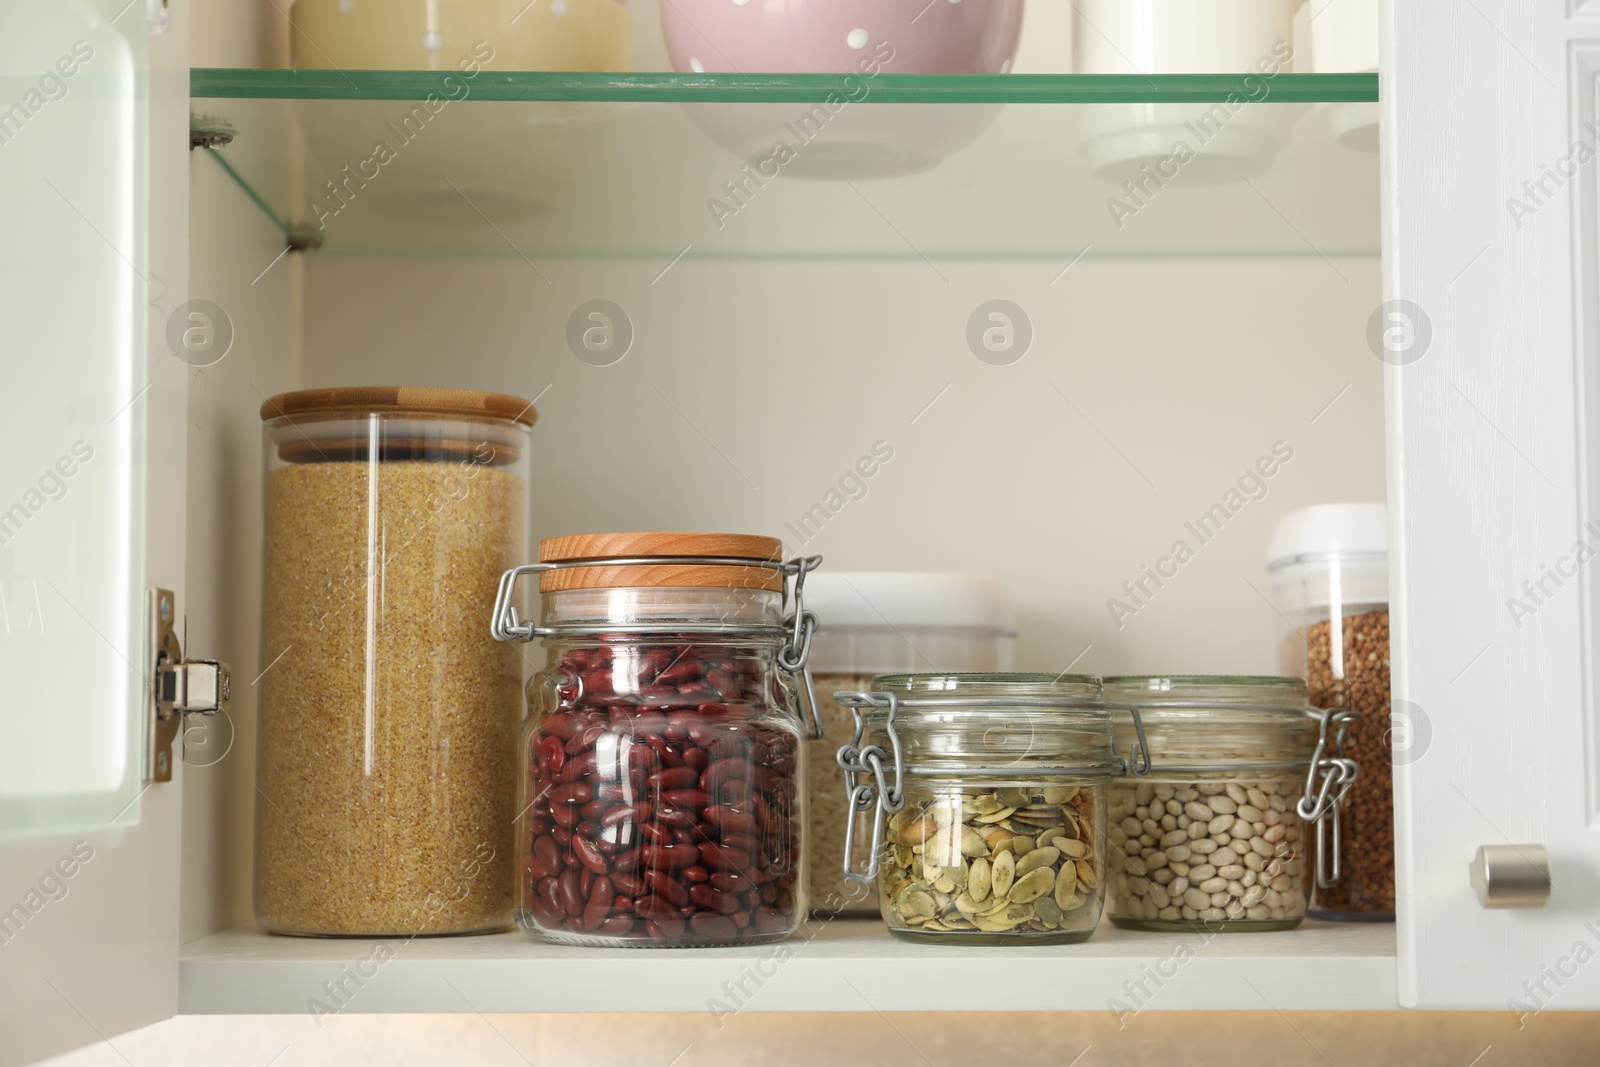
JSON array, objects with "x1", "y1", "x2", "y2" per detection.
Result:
[
  {"x1": 802, "y1": 573, "x2": 1015, "y2": 918},
  {"x1": 1268, "y1": 502, "x2": 1392, "y2": 920},
  {"x1": 255, "y1": 387, "x2": 533, "y2": 936}
]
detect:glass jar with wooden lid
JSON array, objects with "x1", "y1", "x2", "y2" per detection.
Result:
[
  {"x1": 492, "y1": 532, "x2": 823, "y2": 947},
  {"x1": 255, "y1": 386, "x2": 534, "y2": 937}
]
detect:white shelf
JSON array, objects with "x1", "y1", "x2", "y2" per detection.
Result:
[{"x1": 179, "y1": 919, "x2": 1397, "y2": 1014}]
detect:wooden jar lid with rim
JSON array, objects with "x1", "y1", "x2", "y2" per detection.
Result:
[
  {"x1": 538, "y1": 532, "x2": 785, "y2": 592},
  {"x1": 260, "y1": 386, "x2": 538, "y2": 426},
  {"x1": 261, "y1": 387, "x2": 535, "y2": 464}
]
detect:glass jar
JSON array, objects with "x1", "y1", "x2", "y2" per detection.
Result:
[
  {"x1": 835, "y1": 674, "x2": 1122, "y2": 945},
  {"x1": 493, "y1": 532, "x2": 820, "y2": 948},
  {"x1": 801, "y1": 573, "x2": 1016, "y2": 918},
  {"x1": 255, "y1": 387, "x2": 534, "y2": 936},
  {"x1": 1102, "y1": 676, "x2": 1348, "y2": 932},
  {"x1": 1268, "y1": 503, "x2": 1393, "y2": 921}
]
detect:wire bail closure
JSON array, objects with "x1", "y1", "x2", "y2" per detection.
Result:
[
  {"x1": 490, "y1": 553, "x2": 825, "y2": 739},
  {"x1": 1296, "y1": 707, "x2": 1359, "y2": 889},
  {"x1": 834, "y1": 692, "x2": 906, "y2": 885}
]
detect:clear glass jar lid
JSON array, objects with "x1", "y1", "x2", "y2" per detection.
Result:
[
  {"x1": 857, "y1": 673, "x2": 1117, "y2": 777},
  {"x1": 1102, "y1": 675, "x2": 1319, "y2": 767}
]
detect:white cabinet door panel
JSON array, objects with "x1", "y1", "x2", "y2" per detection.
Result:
[
  {"x1": 1390, "y1": 0, "x2": 1600, "y2": 1009},
  {"x1": 0, "y1": 0, "x2": 189, "y2": 1062}
]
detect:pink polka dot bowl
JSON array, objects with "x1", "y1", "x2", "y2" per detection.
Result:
[{"x1": 661, "y1": 0, "x2": 1025, "y2": 76}]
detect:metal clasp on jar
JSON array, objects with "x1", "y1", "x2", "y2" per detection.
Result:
[
  {"x1": 775, "y1": 555, "x2": 823, "y2": 740},
  {"x1": 1297, "y1": 708, "x2": 1360, "y2": 889},
  {"x1": 833, "y1": 691, "x2": 907, "y2": 884}
]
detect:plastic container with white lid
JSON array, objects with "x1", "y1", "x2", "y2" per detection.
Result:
[
  {"x1": 1267, "y1": 503, "x2": 1393, "y2": 921},
  {"x1": 803, "y1": 573, "x2": 1017, "y2": 916}
]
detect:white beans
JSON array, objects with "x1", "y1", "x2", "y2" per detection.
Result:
[{"x1": 1107, "y1": 779, "x2": 1307, "y2": 927}]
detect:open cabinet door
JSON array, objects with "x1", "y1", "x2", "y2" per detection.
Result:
[
  {"x1": 0, "y1": 0, "x2": 189, "y2": 1063},
  {"x1": 1390, "y1": 0, "x2": 1600, "y2": 1009}
]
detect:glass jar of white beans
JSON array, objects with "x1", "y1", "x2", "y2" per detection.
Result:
[{"x1": 1102, "y1": 676, "x2": 1347, "y2": 933}]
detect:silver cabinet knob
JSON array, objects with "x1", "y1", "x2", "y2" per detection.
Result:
[{"x1": 1470, "y1": 844, "x2": 1552, "y2": 908}]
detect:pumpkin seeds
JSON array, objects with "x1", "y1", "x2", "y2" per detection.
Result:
[
  {"x1": 991, "y1": 848, "x2": 1017, "y2": 900},
  {"x1": 1055, "y1": 860, "x2": 1079, "y2": 908},
  {"x1": 1009, "y1": 867, "x2": 1055, "y2": 903},
  {"x1": 1016, "y1": 846, "x2": 1060, "y2": 876},
  {"x1": 878, "y1": 784, "x2": 1104, "y2": 938},
  {"x1": 968, "y1": 857, "x2": 992, "y2": 901}
]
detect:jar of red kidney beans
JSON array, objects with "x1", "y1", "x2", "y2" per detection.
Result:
[{"x1": 491, "y1": 532, "x2": 822, "y2": 948}]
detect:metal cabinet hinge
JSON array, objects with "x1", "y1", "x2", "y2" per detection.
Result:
[
  {"x1": 190, "y1": 128, "x2": 236, "y2": 151},
  {"x1": 145, "y1": 588, "x2": 230, "y2": 783}
]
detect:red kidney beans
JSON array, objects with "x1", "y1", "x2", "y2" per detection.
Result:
[
  {"x1": 690, "y1": 885, "x2": 738, "y2": 914},
  {"x1": 644, "y1": 869, "x2": 690, "y2": 906},
  {"x1": 517, "y1": 640, "x2": 801, "y2": 946},
  {"x1": 573, "y1": 836, "x2": 609, "y2": 875},
  {"x1": 648, "y1": 767, "x2": 700, "y2": 791}
]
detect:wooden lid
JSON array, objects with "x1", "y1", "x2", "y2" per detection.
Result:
[
  {"x1": 260, "y1": 386, "x2": 537, "y2": 427},
  {"x1": 538, "y1": 532, "x2": 784, "y2": 592}
]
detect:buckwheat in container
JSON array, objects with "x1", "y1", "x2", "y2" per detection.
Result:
[{"x1": 1268, "y1": 503, "x2": 1393, "y2": 921}]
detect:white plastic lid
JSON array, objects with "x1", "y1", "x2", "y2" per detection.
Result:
[
  {"x1": 1267, "y1": 503, "x2": 1387, "y2": 568},
  {"x1": 803, "y1": 573, "x2": 1016, "y2": 633}
]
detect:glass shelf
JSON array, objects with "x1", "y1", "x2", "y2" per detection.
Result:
[{"x1": 190, "y1": 70, "x2": 1380, "y2": 260}]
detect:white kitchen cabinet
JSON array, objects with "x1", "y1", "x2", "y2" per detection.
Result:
[
  {"x1": 1388, "y1": 0, "x2": 1600, "y2": 1012},
  {"x1": 2, "y1": 0, "x2": 1593, "y2": 1062}
]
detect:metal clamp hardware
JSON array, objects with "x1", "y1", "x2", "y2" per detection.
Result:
[
  {"x1": 834, "y1": 692, "x2": 906, "y2": 884},
  {"x1": 490, "y1": 554, "x2": 825, "y2": 739},
  {"x1": 145, "y1": 588, "x2": 231, "y2": 784},
  {"x1": 830, "y1": 691, "x2": 1147, "y2": 883},
  {"x1": 1296, "y1": 707, "x2": 1359, "y2": 889},
  {"x1": 1101, "y1": 701, "x2": 1154, "y2": 779},
  {"x1": 775, "y1": 555, "x2": 822, "y2": 740}
]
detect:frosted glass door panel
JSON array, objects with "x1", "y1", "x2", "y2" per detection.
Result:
[{"x1": 0, "y1": 0, "x2": 146, "y2": 835}]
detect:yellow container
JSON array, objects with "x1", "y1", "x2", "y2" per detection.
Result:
[{"x1": 289, "y1": 0, "x2": 633, "y2": 72}]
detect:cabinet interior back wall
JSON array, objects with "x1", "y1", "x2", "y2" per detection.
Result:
[{"x1": 180, "y1": 222, "x2": 1382, "y2": 931}]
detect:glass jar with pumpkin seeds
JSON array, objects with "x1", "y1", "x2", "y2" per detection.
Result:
[
  {"x1": 834, "y1": 674, "x2": 1135, "y2": 946},
  {"x1": 1101, "y1": 676, "x2": 1356, "y2": 933}
]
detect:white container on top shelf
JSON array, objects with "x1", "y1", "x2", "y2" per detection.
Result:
[
  {"x1": 1072, "y1": 0, "x2": 1303, "y2": 182},
  {"x1": 803, "y1": 572, "x2": 1017, "y2": 676},
  {"x1": 1302, "y1": 0, "x2": 1379, "y2": 73},
  {"x1": 1297, "y1": 0, "x2": 1380, "y2": 152}
]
